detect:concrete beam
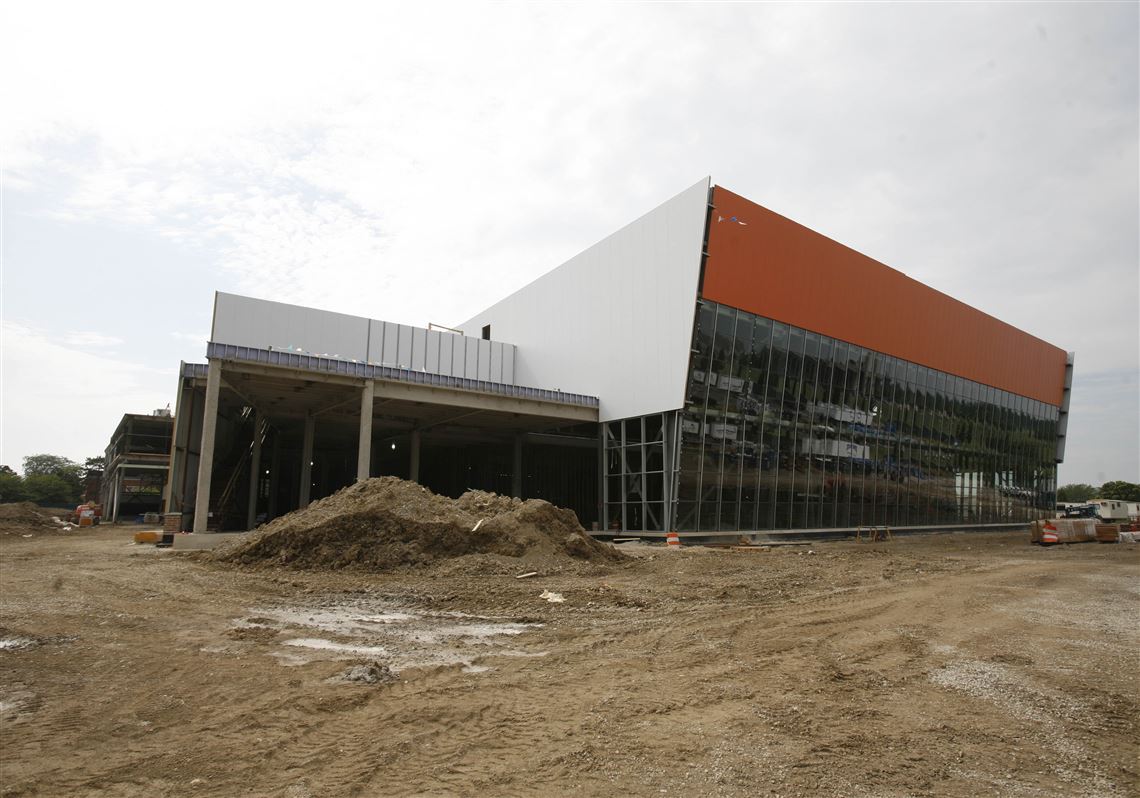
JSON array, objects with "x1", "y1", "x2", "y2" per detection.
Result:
[
  {"x1": 524, "y1": 432, "x2": 599, "y2": 449},
  {"x1": 218, "y1": 360, "x2": 596, "y2": 422},
  {"x1": 371, "y1": 380, "x2": 597, "y2": 422},
  {"x1": 357, "y1": 381, "x2": 374, "y2": 482},
  {"x1": 219, "y1": 361, "x2": 364, "y2": 388},
  {"x1": 299, "y1": 414, "x2": 315, "y2": 508},
  {"x1": 192, "y1": 359, "x2": 222, "y2": 533}
]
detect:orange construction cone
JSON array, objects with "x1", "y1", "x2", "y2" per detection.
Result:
[{"x1": 665, "y1": 531, "x2": 682, "y2": 548}]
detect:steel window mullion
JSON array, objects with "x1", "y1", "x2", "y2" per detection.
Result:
[{"x1": 749, "y1": 322, "x2": 773, "y2": 531}]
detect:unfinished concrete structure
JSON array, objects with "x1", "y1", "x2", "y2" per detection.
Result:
[
  {"x1": 165, "y1": 295, "x2": 598, "y2": 532},
  {"x1": 101, "y1": 412, "x2": 173, "y2": 522}
]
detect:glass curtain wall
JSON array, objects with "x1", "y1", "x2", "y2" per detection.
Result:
[
  {"x1": 674, "y1": 299, "x2": 1059, "y2": 533},
  {"x1": 603, "y1": 413, "x2": 679, "y2": 532}
]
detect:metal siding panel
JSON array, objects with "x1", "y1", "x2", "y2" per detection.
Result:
[
  {"x1": 451, "y1": 336, "x2": 465, "y2": 375},
  {"x1": 439, "y1": 334, "x2": 454, "y2": 376},
  {"x1": 425, "y1": 330, "x2": 441, "y2": 373},
  {"x1": 212, "y1": 293, "x2": 369, "y2": 360},
  {"x1": 382, "y1": 322, "x2": 399, "y2": 365},
  {"x1": 464, "y1": 337, "x2": 478, "y2": 377},
  {"x1": 490, "y1": 343, "x2": 503, "y2": 383},
  {"x1": 502, "y1": 345, "x2": 515, "y2": 384},
  {"x1": 703, "y1": 187, "x2": 1068, "y2": 405},
  {"x1": 477, "y1": 340, "x2": 492, "y2": 381},
  {"x1": 396, "y1": 325, "x2": 413, "y2": 369},
  {"x1": 411, "y1": 327, "x2": 427, "y2": 371},
  {"x1": 455, "y1": 178, "x2": 709, "y2": 420},
  {"x1": 367, "y1": 320, "x2": 383, "y2": 364}
]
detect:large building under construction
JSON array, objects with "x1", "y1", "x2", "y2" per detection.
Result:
[{"x1": 165, "y1": 178, "x2": 1074, "y2": 537}]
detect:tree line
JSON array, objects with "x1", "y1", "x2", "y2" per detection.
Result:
[
  {"x1": 0, "y1": 454, "x2": 105, "y2": 507},
  {"x1": 1056, "y1": 481, "x2": 1140, "y2": 503}
]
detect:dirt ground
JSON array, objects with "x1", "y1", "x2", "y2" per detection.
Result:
[{"x1": 1, "y1": 525, "x2": 1136, "y2": 797}]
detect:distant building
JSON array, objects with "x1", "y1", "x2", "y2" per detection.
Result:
[
  {"x1": 101, "y1": 412, "x2": 173, "y2": 522},
  {"x1": 82, "y1": 468, "x2": 102, "y2": 504},
  {"x1": 166, "y1": 178, "x2": 1073, "y2": 537}
]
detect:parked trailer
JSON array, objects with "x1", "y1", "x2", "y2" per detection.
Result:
[{"x1": 1089, "y1": 499, "x2": 1133, "y2": 522}]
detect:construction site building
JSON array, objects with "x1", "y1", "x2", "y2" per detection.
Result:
[
  {"x1": 101, "y1": 411, "x2": 174, "y2": 522},
  {"x1": 165, "y1": 178, "x2": 1074, "y2": 537}
]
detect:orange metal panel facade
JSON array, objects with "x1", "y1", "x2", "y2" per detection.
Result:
[{"x1": 703, "y1": 186, "x2": 1068, "y2": 406}]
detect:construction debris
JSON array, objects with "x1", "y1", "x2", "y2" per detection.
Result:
[
  {"x1": 0, "y1": 503, "x2": 66, "y2": 537},
  {"x1": 214, "y1": 477, "x2": 624, "y2": 572},
  {"x1": 1030, "y1": 518, "x2": 1097, "y2": 545}
]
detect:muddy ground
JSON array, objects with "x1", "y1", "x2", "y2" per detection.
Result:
[{"x1": 1, "y1": 526, "x2": 1136, "y2": 797}]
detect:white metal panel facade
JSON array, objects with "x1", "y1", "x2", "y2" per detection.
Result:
[
  {"x1": 459, "y1": 178, "x2": 709, "y2": 421},
  {"x1": 439, "y1": 334, "x2": 455, "y2": 376},
  {"x1": 211, "y1": 292, "x2": 517, "y2": 384},
  {"x1": 212, "y1": 293, "x2": 370, "y2": 361}
]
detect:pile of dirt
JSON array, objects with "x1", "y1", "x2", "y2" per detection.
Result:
[
  {"x1": 0, "y1": 502, "x2": 65, "y2": 536},
  {"x1": 214, "y1": 477, "x2": 624, "y2": 571}
]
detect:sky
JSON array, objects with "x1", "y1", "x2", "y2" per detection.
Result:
[{"x1": 1, "y1": 1, "x2": 1137, "y2": 486}]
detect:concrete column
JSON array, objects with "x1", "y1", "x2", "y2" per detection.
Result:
[
  {"x1": 111, "y1": 470, "x2": 122, "y2": 523},
  {"x1": 299, "y1": 414, "x2": 315, "y2": 508},
  {"x1": 246, "y1": 412, "x2": 263, "y2": 530},
  {"x1": 192, "y1": 359, "x2": 222, "y2": 533},
  {"x1": 162, "y1": 375, "x2": 190, "y2": 513},
  {"x1": 511, "y1": 434, "x2": 523, "y2": 498},
  {"x1": 357, "y1": 381, "x2": 374, "y2": 482},
  {"x1": 176, "y1": 388, "x2": 201, "y2": 514},
  {"x1": 409, "y1": 429, "x2": 421, "y2": 483}
]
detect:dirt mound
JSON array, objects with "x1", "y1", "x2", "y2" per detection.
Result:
[
  {"x1": 0, "y1": 502, "x2": 65, "y2": 536},
  {"x1": 215, "y1": 477, "x2": 624, "y2": 571}
]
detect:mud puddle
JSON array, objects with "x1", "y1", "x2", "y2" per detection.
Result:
[{"x1": 227, "y1": 596, "x2": 544, "y2": 673}]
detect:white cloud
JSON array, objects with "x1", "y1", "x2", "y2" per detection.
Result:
[
  {"x1": 0, "y1": 322, "x2": 172, "y2": 468},
  {"x1": 1061, "y1": 368, "x2": 1140, "y2": 485},
  {"x1": 168, "y1": 331, "x2": 210, "y2": 345},
  {"x1": 61, "y1": 331, "x2": 124, "y2": 348}
]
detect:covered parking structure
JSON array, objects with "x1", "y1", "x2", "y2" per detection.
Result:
[{"x1": 165, "y1": 343, "x2": 599, "y2": 533}]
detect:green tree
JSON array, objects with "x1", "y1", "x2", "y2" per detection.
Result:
[
  {"x1": 1056, "y1": 483, "x2": 1096, "y2": 502},
  {"x1": 21, "y1": 455, "x2": 83, "y2": 506},
  {"x1": 0, "y1": 466, "x2": 28, "y2": 503},
  {"x1": 23, "y1": 474, "x2": 76, "y2": 506},
  {"x1": 1097, "y1": 481, "x2": 1140, "y2": 502},
  {"x1": 23, "y1": 454, "x2": 82, "y2": 480}
]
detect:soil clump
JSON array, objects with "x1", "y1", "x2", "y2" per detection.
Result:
[
  {"x1": 0, "y1": 502, "x2": 64, "y2": 536},
  {"x1": 214, "y1": 477, "x2": 623, "y2": 571}
]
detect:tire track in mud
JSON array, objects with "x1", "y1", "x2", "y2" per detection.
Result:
[{"x1": 3, "y1": 530, "x2": 1137, "y2": 797}]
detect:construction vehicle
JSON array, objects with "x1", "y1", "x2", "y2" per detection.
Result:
[{"x1": 71, "y1": 503, "x2": 103, "y2": 526}]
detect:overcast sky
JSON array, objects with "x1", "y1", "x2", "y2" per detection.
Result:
[{"x1": 1, "y1": 2, "x2": 1137, "y2": 486}]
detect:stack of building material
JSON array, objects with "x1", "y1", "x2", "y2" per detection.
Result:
[
  {"x1": 1030, "y1": 518, "x2": 1097, "y2": 544},
  {"x1": 1094, "y1": 524, "x2": 1122, "y2": 543}
]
